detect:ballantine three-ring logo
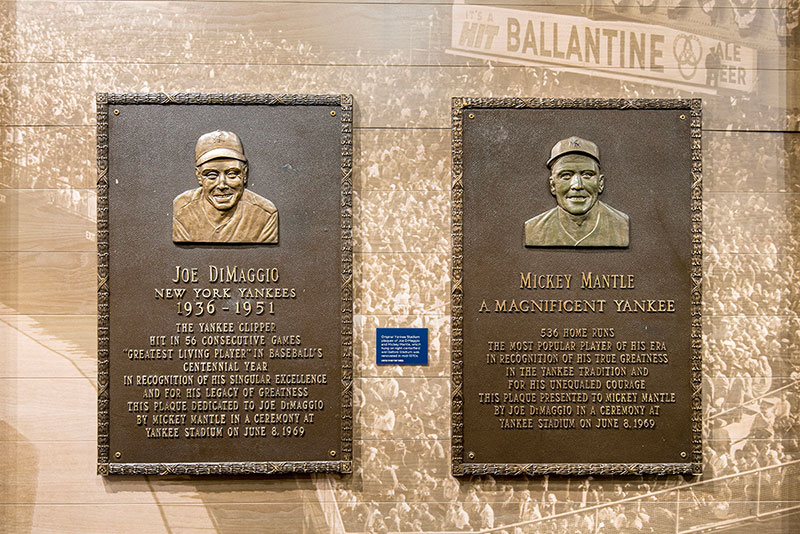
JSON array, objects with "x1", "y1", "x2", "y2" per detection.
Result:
[{"x1": 673, "y1": 34, "x2": 702, "y2": 80}]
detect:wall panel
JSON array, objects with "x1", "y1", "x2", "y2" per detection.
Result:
[
  {"x1": 2, "y1": 0, "x2": 798, "y2": 532},
  {"x1": 3, "y1": 63, "x2": 796, "y2": 129}
]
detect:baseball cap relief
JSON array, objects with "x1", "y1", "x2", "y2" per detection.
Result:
[
  {"x1": 547, "y1": 136, "x2": 600, "y2": 168},
  {"x1": 195, "y1": 130, "x2": 247, "y2": 166}
]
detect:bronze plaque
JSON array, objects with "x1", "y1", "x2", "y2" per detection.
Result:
[
  {"x1": 97, "y1": 93, "x2": 353, "y2": 475},
  {"x1": 451, "y1": 98, "x2": 701, "y2": 476}
]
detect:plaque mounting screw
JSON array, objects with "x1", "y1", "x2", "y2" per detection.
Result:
[
  {"x1": 329, "y1": 450, "x2": 337, "y2": 457},
  {"x1": 679, "y1": 114, "x2": 686, "y2": 120},
  {"x1": 680, "y1": 451, "x2": 687, "y2": 458},
  {"x1": 468, "y1": 451, "x2": 475, "y2": 460},
  {"x1": 468, "y1": 113, "x2": 475, "y2": 119},
  {"x1": 113, "y1": 109, "x2": 120, "y2": 115},
  {"x1": 114, "y1": 452, "x2": 121, "y2": 459},
  {"x1": 330, "y1": 110, "x2": 337, "y2": 117}
]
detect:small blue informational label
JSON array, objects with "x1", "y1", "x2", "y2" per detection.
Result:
[{"x1": 376, "y1": 328, "x2": 428, "y2": 365}]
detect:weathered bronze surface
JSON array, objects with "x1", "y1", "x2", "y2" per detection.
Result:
[
  {"x1": 451, "y1": 98, "x2": 702, "y2": 476},
  {"x1": 97, "y1": 93, "x2": 353, "y2": 475}
]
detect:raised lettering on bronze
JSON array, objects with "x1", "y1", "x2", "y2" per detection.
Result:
[
  {"x1": 97, "y1": 93, "x2": 353, "y2": 476},
  {"x1": 451, "y1": 98, "x2": 701, "y2": 476}
]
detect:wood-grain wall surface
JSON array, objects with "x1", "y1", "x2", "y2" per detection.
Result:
[{"x1": 2, "y1": 0, "x2": 799, "y2": 532}]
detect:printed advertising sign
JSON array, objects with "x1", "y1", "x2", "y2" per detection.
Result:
[{"x1": 448, "y1": 3, "x2": 756, "y2": 93}]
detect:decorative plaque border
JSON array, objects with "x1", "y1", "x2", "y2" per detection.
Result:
[
  {"x1": 450, "y1": 97, "x2": 702, "y2": 476},
  {"x1": 97, "y1": 93, "x2": 353, "y2": 475}
]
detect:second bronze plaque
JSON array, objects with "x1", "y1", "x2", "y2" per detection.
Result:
[{"x1": 451, "y1": 98, "x2": 701, "y2": 476}]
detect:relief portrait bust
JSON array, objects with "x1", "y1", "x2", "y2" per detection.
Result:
[
  {"x1": 524, "y1": 136, "x2": 629, "y2": 248},
  {"x1": 173, "y1": 130, "x2": 278, "y2": 244}
]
